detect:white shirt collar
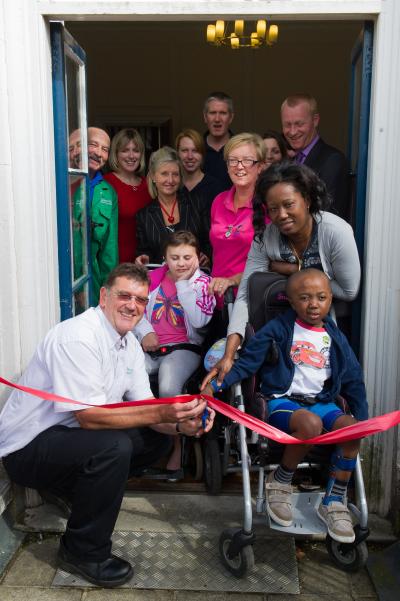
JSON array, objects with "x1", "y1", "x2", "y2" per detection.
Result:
[{"x1": 95, "y1": 306, "x2": 128, "y2": 350}]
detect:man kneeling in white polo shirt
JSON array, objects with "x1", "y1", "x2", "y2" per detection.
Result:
[{"x1": 0, "y1": 263, "x2": 214, "y2": 588}]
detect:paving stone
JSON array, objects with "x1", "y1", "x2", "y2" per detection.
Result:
[
  {"x1": 176, "y1": 594, "x2": 264, "y2": 600},
  {"x1": 0, "y1": 509, "x2": 25, "y2": 577},
  {"x1": 349, "y1": 565, "x2": 378, "y2": 597},
  {"x1": 297, "y1": 543, "x2": 351, "y2": 596},
  {"x1": 87, "y1": 591, "x2": 173, "y2": 600},
  {"x1": 0, "y1": 587, "x2": 82, "y2": 601},
  {"x1": 268, "y1": 597, "x2": 350, "y2": 601},
  {"x1": 3, "y1": 537, "x2": 59, "y2": 587}
]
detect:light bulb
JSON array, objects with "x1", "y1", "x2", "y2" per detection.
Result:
[{"x1": 207, "y1": 24, "x2": 216, "y2": 43}]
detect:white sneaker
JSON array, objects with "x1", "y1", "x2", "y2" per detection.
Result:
[{"x1": 317, "y1": 501, "x2": 355, "y2": 543}]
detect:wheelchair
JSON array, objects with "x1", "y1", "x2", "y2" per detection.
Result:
[{"x1": 203, "y1": 272, "x2": 370, "y2": 576}]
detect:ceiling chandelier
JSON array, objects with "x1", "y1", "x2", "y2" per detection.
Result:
[{"x1": 206, "y1": 19, "x2": 278, "y2": 49}]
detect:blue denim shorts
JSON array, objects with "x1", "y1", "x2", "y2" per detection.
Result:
[{"x1": 267, "y1": 397, "x2": 344, "y2": 433}]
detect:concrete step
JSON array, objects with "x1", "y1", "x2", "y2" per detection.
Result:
[
  {"x1": 9, "y1": 490, "x2": 398, "y2": 543},
  {"x1": 0, "y1": 462, "x2": 12, "y2": 516},
  {"x1": 0, "y1": 462, "x2": 25, "y2": 578}
]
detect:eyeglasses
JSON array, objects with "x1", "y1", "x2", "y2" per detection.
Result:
[
  {"x1": 226, "y1": 158, "x2": 259, "y2": 168},
  {"x1": 110, "y1": 291, "x2": 149, "y2": 306}
]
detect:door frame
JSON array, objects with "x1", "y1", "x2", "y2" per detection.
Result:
[{"x1": 3, "y1": 1, "x2": 400, "y2": 516}]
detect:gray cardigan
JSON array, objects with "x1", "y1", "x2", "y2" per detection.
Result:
[{"x1": 227, "y1": 211, "x2": 361, "y2": 338}]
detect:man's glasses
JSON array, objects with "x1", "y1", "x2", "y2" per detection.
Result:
[
  {"x1": 110, "y1": 291, "x2": 149, "y2": 306},
  {"x1": 226, "y1": 158, "x2": 259, "y2": 168}
]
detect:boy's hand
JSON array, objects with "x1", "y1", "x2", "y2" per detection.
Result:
[
  {"x1": 201, "y1": 354, "x2": 234, "y2": 390},
  {"x1": 201, "y1": 383, "x2": 214, "y2": 397}
]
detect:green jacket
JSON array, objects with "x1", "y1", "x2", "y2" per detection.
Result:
[
  {"x1": 71, "y1": 177, "x2": 118, "y2": 304},
  {"x1": 90, "y1": 178, "x2": 119, "y2": 303}
]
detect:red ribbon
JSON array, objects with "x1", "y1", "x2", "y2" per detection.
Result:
[{"x1": 1, "y1": 375, "x2": 399, "y2": 445}]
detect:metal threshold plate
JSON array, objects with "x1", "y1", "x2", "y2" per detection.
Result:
[
  {"x1": 267, "y1": 491, "x2": 326, "y2": 536},
  {"x1": 52, "y1": 530, "x2": 299, "y2": 593}
]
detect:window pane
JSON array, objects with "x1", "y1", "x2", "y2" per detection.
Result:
[
  {"x1": 66, "y1": 53, "x2": 81, "y2": 169},
  {"x1": 69, "y1": 174, "x2": 88, "y2": 283},
  {"x1": 73, "y1": 282, "x2": 89, "y2": 316}
]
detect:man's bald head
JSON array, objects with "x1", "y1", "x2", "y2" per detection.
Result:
[{"x1": 88, "y1": 127, "x2": 110, "y2": 174}]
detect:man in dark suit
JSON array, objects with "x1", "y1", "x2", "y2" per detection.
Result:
[
  {"x1": 203, "y1": 91, "x2": 234, "y2": 190},
  {"x1": 281, "y1": 94, "x2": 351, "y2": 221}
]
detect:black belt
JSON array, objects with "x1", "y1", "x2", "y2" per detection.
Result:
[
  {"x1": 286, "y1": 394, "x2": 318, "y2": 405},
  {"x1": 147, "y1": 343, "x2": 202, "y2": 358}
]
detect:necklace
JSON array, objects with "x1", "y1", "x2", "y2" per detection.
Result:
[
  {"x1": 159, "y1": 198, "x2": 178, "y2": 224},
  {"x1": 116, "y1": 173, "x2": 140, "y2": 191},
  {"x1": 289, "y1": 243, "x2": 303, "y2": 271}
]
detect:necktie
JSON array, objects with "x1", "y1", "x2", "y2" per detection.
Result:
[{"x1": 296, "y1": 151, "x2": 306, "y2": 164}]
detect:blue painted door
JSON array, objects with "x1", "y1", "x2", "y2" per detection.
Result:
[
  {"x1": 51, "y1": 22, "x2": 91, "y2": 320},
  {"x1": 348, "y1": 21, "x2": 373, "y2": 256},
  {"x1": 347, "y1": 22, "x2": 373, "y2": 351}
]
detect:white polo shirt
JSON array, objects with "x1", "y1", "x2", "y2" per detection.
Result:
[{"x1": 0, "y1": 307, "x2": 153, "y2": 457}]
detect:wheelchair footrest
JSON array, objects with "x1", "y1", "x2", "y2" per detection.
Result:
[{"x1": 266, "y1": 490, "x2": 326, "y2": 536}]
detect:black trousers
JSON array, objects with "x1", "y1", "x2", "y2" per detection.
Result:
[{"x1": 3, "y1": 425, "x2": 171, "y2": 560}]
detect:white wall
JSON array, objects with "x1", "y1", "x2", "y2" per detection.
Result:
[
  {"x1": 359, "y1": 0, "x2": 400, "y2": 515},
  {"x1": 0, "y1": 0, "x2": 59, "y2": 409}
]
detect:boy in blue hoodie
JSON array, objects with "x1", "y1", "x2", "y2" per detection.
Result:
[{"x1": 202, "y1": 269, "x2": 368, "y2": 543}]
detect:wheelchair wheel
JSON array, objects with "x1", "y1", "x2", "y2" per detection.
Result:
[
  {"x1": 188, "y1": 439, "x2": 203, "y2": 481},
  {"x1": 204, "y1": 438, "x2": 222, "y2": 495},
  {"x1": 326, "y1": 535, "x2": 368, "y2": 572},
  {"x1": 219, "y1": 528, "x2": 255, "y2": 577}
]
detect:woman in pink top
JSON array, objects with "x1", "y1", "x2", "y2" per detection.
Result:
[
  {"x1": 209, "y1": 133, "x2": 268, "y2": 325},
  {"x1": 134, "y1": 231, "x2": 216, "y2": 481},
  {"x1": 104, "y1": 128, "x2": 151, "y2": 262}
]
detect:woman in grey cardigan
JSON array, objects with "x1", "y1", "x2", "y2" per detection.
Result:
[{"x1": 203, "y1": 161, "x2": 361, "y2": 384}]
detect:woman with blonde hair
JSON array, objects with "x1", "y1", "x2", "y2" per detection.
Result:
[
  {"x1": 207, "y1": 133, "x2": 269, "y2": 336},
  {"x1": 104, "y1": 128, "x2": 151, "y2": 262},
  {"x1": 135, "y1": 146, "x2": 211, "y2": 266}
]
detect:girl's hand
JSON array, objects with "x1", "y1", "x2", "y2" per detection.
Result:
[
  {"x1": 135, "y1": 254, "x2": 150, "y2": 267},
  {"x1": 142, "y1": 332, "x2": 160, "y2": 352},
  {"x1": 173, "y1": 255, "x2": 200, "y2": 281},
  {"x1": 199, "y1": 253, "x2": 210, "y2": 268}
]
